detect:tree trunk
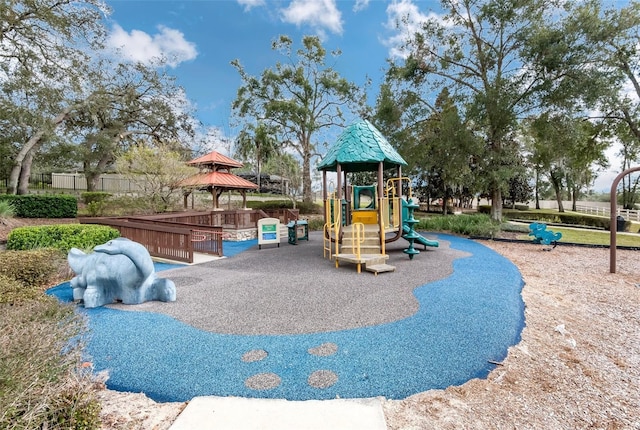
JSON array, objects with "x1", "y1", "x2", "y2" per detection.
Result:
[
  {"x1": 550, "y1": 171, "x2": 564, "y2": 212},
  {"x1": 490, "y1": 187, "x2": 502, "y2": 221},
  {"x1": 84, "y1": 149, "x2": 115, "y2": 192},
  {"x1": 535, "y1": 168, "x2": 540, "y2": 210},
  {"x1": 302, "y1": 151, "x2": 312, "y2": 203},
  {"x1": 17, "y1": 150, "x2": 35, "y2": 195},
  {"x1": 6, "y1": 108, "x2": 72, "y2": 194}
]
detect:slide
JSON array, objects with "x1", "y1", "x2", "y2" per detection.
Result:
[{"x1": 402, "y1": 224, "x2": 439, "y2": 248}]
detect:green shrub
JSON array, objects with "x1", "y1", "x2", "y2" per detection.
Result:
[
  {"x1": 0, "y1": 200, "x2": 15, "y2": 219},
  {"x1": 6, "y1": 224, "x2": 120, "y2": 252},
  {"x1": 0, "y1": 249, "x2": 66, "y2": 292},
  {"x1": 247, "y1": 200, "x2": 293, "y2": 210},
  {"x1": 0, "y1": 297, "x2": 101, "y2": 429},
  {"x1": 80, "y1": 192, "x2": 112, "y2": 205},
  {"x1": 0, "y1": 274, "x2": 40, "y2": 305},
  {"x1": 0, "y1": 194, "x2": 78, "y2": 218},
  {"x1": 296, "y1": 201, "x2": 323, "y2": 214},
  {"x1": 416, "y1": 213, "x2": 501, "y2": 237},
  {"x1": 306, "y1": 217, "x2": 326, "y2": 231}
]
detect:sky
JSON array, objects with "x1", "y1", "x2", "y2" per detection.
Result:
[
  {"x1": 102, "y1": 0, "x2": 631, "y2": 192},
  {"x1": 103, "y1": 0, "x2": 434, "y2": 135}
]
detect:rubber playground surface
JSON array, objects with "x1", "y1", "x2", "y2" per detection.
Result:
[{"x1": 48, "y1": 232, "x2": 525, "y2": 403}]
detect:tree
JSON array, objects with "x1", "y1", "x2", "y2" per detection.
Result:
[
  {"x1": 115, "y1": 142, "x2": 198, "y2": 213},
  {"x1": 526, "y1": 1, "x2": 639, "y2": 206},
  {"x1": 231, "y1": 35, "x2": 367, "y2": 203},
  {"x1": 64, "y1": 61, "x2": 196, "y2": 191},
  {"x1": 406, "y1": 88, "x2": 481, "y2": 214},
  {"x1": 234, "y1": 122, "x2": 279, "y2": 192},
  {"x1": 1, "y1": 0, "x2": 108, "y2": 194},
  {"x1": 526, "y1": 113, "x2": 607, "y2": 212},
  {"x1": 387, "y1": 0, "x2": 559, "y2": 221},
  {"x1": 263, "y1": 152, "x2": 302, "y2": 208}
]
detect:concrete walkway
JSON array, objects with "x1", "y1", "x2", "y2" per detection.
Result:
[{"x1": 169, "y1": 396, "x2": 387, "y2": 430}]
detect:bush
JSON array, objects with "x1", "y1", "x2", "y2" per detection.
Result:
[
  {"x1": 416, "y1": 213, "x2": 501, "y2": 237},
  {"x1": 246, "y1": 200, "x2": 323, "y2": 214},
  {"x1": 0, "y1": 297, "x2": 101, "y2": 429},
  {"x1": 7, "y1": 224, "x2": 120, "y2": 253},
  {"x1": 0, "y1": 194, "x2": 78, "y2": 218},
  {"x1": 80, "y1": 192, "x2": 112, "y2": 205},
  {"x1": 477, "y1": 205, "x2": 492, "y2": 214},
  {"x1": 0, "y1": 200, "x2": 15, "y2": 219},
  {"x1": 0, "y1": 249, "x2": 66, "y2": 293}
]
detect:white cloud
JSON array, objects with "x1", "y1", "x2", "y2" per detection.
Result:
[
  {"x1": 107, "y1": 24, "x2": 197, "y2": 68},
  {"x1": 237, "y1": 0, "x2": 266, "y2": 11},
  {"x1": 353, "y1": 0, "x2": 370, "y2": 12},
  {"x1": 280, "y1": 0, "x2": 343, "y2": 36},
  {"x1": 382, "y1": 0, "x2": 446, "y2": 59}
]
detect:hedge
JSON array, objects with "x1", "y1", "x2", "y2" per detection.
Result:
[
  {"x1": 0, "y1": 194, "x2": 77, "y2": 218},
  {"x1": 6, "y1": 224, "x2": 120, "y2": 252}
]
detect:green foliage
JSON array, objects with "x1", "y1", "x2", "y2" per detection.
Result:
[
  {"x1": 0, "y1": 200, "x2": 16, "y2": 219},
  {"x1": 0, "y1": 274, "x2": 40, "y2": 305},
  {"x1": 296, "y1": 201, "x2": 323, "y2": 214},
  {"x1": 115, "y1": 143, "x2": 198, "y2": 213},
  {"x1": 246, "y1": 200, "x2": 293, "y2": 210},
  {"x1": 232, "y1": 34, "x2": 367, "y2": 203},
  {"x1": 0, "y1": 297, "x2": 101, "y2": 430},
  {"x1": 416, "y1": 214, "x2": 501, "y2": 237},
  {"x1": 247, "y1": 200, "x2": 322, "y2": 214},
  {"x1": 6, "y1": 224, "x2": 119, "y2": 252},
  {"x1": 81, "y1": 192, "x2": 112, "y2": 205},
  {"x1": 306, "y1": 217, "x2": 325, "y2": 231},
  {"x1": 0, "y1": 194, "x2": 77, "y2": 218},
  {"x1": 0, "y1": 249, "x2": 65, "y2": 295}
]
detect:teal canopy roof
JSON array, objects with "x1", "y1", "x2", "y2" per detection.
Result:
[{"x1": 317, "y1": 119, "x2": 407, "y2": 173}]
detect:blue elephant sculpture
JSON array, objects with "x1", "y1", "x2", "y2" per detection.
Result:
[{"x1": 68, "y1": 237, "x2": 177, "y2": 308}]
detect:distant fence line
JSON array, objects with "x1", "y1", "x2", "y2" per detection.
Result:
[
  {"x1": 575, "y1": 204, "x2": 640, "y2": 222},
  {"x1": 0, "y1": 173, "x2": 137, "y2": 192},
  {"x1": 0, "y1": 173, "x2": 288, "y2": 194}
]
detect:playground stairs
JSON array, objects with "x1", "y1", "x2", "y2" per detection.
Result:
[{"x1": 335, "y1": 225, "x2": 395, "y2": 275}]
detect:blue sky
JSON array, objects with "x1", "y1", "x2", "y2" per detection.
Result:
[{"x1": 103, "y1": 0, "x2": 441, "y2": 138}]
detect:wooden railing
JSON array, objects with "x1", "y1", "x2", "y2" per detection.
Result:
[
  {"x1": 136, "y1": 209, "x2": 299, "y2": 230},
  {"x1": 80, "y1": 217, "x2": 223, "y2": 263},
  {"x1": 79, "y1": 209, "x2": 299, "y2": 262}
]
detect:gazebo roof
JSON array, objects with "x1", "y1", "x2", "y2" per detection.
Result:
[
  {"x1": 317, "y1": 119, "x2": 407, "y2": 173},
  {"x1": 188, "y1": 151, "x2": 243, "y2": 169},
  {"x1": 181, "y1": 171, "x2": 258, "y2": 190}
]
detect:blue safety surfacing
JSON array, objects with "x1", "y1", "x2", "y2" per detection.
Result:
[{"x1": 48, "y1": 235, "x2": 524, "y2": 403}]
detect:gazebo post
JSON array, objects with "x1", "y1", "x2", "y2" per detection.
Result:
[{"x1": 211, "y1": 187, "x2": 218, "y2": 210}]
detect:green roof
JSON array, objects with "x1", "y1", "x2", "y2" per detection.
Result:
[{"x1": 317, "y1": 119, "x2": 407, "y2": 172}]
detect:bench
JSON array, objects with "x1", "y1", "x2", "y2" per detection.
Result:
[{"x1": 528, "y1": 222, "x2": 562, "y2": 249}]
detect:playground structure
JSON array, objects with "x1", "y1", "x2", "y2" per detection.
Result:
[{"x1": 317, "y1": 119, "x2": 438, "y2": 274}]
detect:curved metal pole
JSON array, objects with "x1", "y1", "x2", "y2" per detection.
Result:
[{"x1": 609, "y1": 166, "x2": 640, "y2": 273}]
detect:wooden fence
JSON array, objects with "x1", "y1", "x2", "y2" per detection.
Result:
[
  {"x1": 575, "y1": 205, "x2": 640, "y2": 222},
  {"x1": 81, "y1": 217, "x2": 223, "y2": 264}
]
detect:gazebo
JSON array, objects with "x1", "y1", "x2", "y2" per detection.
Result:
[{"x1": 181, "y1": 151, "x2": 258, "y2": 210}]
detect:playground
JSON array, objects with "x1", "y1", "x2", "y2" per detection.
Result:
[{"x1": 44, "y1": 120, "x2": 639, "y2": 427}]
